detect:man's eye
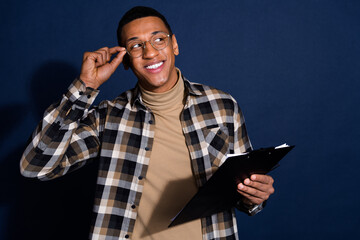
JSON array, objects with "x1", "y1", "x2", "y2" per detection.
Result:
[
  {"x1": 154, "y1": 37, "x2": 165, "y2": 43},
  {"x1": 131, "y1": 43, "x2": 142, "y2": 50}
]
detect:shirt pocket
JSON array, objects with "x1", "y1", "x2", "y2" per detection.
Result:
[{"x1": 202, "y1": 125, "x2": 229, "y2": 167}]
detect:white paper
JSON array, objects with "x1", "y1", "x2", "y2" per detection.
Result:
[
  {"x1": 275, "y1": 143, "x2": 289, "y2": 149},
  {"x1": 226, "y1": 143, "x2": 289, "y2": 158}
]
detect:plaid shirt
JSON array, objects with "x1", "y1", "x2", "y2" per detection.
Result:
[{"x1": 20, "y1": 72, "x2": 252, "y2": 240}]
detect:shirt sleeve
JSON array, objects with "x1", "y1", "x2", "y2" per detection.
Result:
[
  {"x1": 20, "y1": 78, "x2": 102, "y2": 181},
  {"x1": 233, "y1": 101, "x2": 252, "y2": 154},
  {"x1": 232, "y1": 101, "x2": 266, "y2": 215}
]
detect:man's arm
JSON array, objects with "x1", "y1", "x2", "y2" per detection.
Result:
[
  {"x1": 232, "y1": 103, "x2": 275, "y2": 215},
  {"x1": 20, "y1": 47, "x2": 126, "y2": 180},
  {"x1": 20, "y1": 80, "x2": 100, "y2": 180}
]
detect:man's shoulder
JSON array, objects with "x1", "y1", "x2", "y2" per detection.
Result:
[
  {"x1": 95, "y1": 87, "x2": 137, "y2": 111},
  {"x1": 185, "y1": 78, "x2": 237, "y2": 103}
]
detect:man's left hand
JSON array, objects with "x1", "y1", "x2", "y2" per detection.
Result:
[{"x1": 237, "y1": 174, "x2": 274, "y2": 205}]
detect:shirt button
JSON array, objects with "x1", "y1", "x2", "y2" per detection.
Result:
[
  {"x1": 148, "y1": 120, "x2": 153, "y2": 124},
  {"x1": 138, "y1": 176, "x2": 143, "y2": 180},
  {"x1": 125, "y1": 234, "x2": 129, "y2": 239},
  {"x1": 79, "y1": 91, "x2": 83, "y2": 95},
  {"x1": 131, "y1": 204, "x2": 136, "y2": 209},
  {"x1": 145, "y1": 147, "x2": 150, "y2": 151},
  {"x1": 87, "y1": 94, "x2": 91, "y2": 98}
]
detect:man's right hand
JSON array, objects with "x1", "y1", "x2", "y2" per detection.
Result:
[{"x1": 79, "y1": 46, "x2": 127, "y2": 89}]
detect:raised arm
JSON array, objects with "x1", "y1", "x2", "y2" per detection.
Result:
[{"x1": 20, "y1": 47, "x2": 126, "y2": 180}]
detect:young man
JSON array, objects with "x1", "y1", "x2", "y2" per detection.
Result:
[{"x1": 20, "y1": 6, "x2": 274, "y2": 240}]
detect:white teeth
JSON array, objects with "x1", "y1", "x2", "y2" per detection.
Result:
[{"x1": 146, "y1": 61, "x2": 163, "y2": 69}]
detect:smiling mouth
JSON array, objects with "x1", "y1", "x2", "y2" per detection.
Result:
[{"x1": 145, "y1": 61, "x2": 164, "y2": 70}]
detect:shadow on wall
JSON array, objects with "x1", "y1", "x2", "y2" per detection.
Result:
[
  {"x1": 29, "y1": 61, "x2": 78, "y2": 119},
  {"x1": 0, "y1": 61, "x2": 98, "y2": 240}
]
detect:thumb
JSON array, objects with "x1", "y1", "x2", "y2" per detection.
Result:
[{"x1": 109, "y1": 49, "x2": 127, "y2": 72}]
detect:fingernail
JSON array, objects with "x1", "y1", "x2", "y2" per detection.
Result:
[
  {"x1": 238, "y1": 184, "x2": 244, "y2": 189},
  {"x1": 244, "y1": 179, "x2": 250, "y2": 185}
]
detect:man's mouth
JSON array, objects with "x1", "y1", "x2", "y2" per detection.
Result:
[{"x1": 145, "y1": 61, "x2": 164, "y2": 70}]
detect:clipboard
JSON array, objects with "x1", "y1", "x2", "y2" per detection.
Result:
[{"x1": 169, "y1": 144, "x2": 295, "y2": 227}]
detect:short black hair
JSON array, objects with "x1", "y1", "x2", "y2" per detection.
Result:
[{"x1": 117, "y1": 6, "x2": 173, "y2": 46}]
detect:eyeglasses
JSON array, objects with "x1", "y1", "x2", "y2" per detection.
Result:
[{"x1": 125, "y1": 32, "x2": 172, "y2": 58}]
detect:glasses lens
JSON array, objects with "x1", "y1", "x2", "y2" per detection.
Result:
[
  {"x1": 126, "y1": 41, "x2": 144, "y2": 58},
  {"x1": 126, "y1": 32, "x2": 170, "y2": 58},
  {"x1": 151, "y1": 32, "x2": 170, "y2": 50}
]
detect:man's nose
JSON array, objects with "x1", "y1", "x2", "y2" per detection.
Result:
[{"x1": 142, "y1": 41, "x2": 158, "y2": 58}]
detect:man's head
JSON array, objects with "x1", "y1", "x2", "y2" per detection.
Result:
[
  {"x1": 116, "y1": 6, "x2": 179, "y2": 93},
  {"x1": 117, "y1": 6, "x2": 173, "y2": 46}
]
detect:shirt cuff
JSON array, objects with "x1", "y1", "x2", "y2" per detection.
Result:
[
  {"x1": 65, "y1": 78, "x2": 99, "y2": 110},
  {"x1": 59, "y1": 78, "x2": 99, "y2": 123}
]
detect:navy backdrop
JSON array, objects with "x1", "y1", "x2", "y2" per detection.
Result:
[{"x1": 1, "y1": 0, "x2": 359, "y2": 239}]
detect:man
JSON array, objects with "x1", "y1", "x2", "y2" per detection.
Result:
[{"x1": 20, "y1": 6, "x2": 274, "y2": 240}]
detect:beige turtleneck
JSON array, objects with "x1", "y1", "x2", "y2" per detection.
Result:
[{"x1": 132, "y1": 71, "x2": 202, "y2": 239}]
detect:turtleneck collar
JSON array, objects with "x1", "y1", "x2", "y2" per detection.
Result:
[{"x1": 139, "y1": 68, "x2": 185, "y2": 113}]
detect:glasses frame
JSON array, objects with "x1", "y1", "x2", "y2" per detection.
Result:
[{"x1": 125, "y1": 32, "x2": 172, "y2": 58}]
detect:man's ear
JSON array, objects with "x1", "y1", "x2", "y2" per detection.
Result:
[
  {"x1": 122, "y1": 54, "x2": 130, "y2": 70},
  {"x1": 171, "y1": 34, "x2": 179, "y2": 56}
]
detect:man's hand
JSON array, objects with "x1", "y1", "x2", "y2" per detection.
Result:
[
  {"x1": 237, "y1": 174, "x2": 274, "y2": 205},
  {"x1": 79, "y1": 46, "x2": 127, "y2": 89}
]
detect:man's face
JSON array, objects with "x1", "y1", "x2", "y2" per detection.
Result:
[{"x1": 121, "y1": 16, "x2": 179, "y2": 93}]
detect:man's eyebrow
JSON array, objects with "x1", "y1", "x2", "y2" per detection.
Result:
[
  {"x1": 152, "y1": 31, "x2": 162, "y2": 35},
  {"x1": 126, "y1": 31, "x2": 164, "y2": 42},
  {"x1": 127, "y1": 36, "x2": 139, "y2": 42}
]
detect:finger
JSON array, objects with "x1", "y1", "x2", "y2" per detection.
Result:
[
  {"x1": 94, "y1": 53, "x2": 104, "y2": 67},
  {"x1": 246, "y1": 181, "x2": 275, "y2": 194},
  {"x1": 250, "y1": 174, "x2": 274, "y2": 184},
  {"x1": 84, "y1": 52, "x2": 103, "y2": 67},
  {"x1": 108, "y1": 49, "x2": 126, "y2": 71},
  {"x1": 109, "y1": 46, "x2": 123, "y2": 52},
  {"x1": 99, "y1": 47, "x2": 110, "y2": 62},
  {"x1": 109, "y1": 46, "x2": 126, "y2": 56},
  {"x1": 106, "y1": 49, "x2": 110, "y2": 62},
  {"x1": 237, "y1": 190, "x2": 264, "y2": 205},
  {"x1": 238, "y1": 183, "x2": 269, "y2": 200},
  {"x1": 243, "y1": 177, "x2": 274, "y2": 193},
  {"x1": 83, "y1": 51, "x2": 91, "y2": 61},
  {"x1": 98, "y1": 49, "x2": 108, "y2": 63},
  {"x1": 94, "y1": 50, "x2": 106, "y2": 66}
]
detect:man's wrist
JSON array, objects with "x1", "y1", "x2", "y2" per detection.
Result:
[
  {"x1": 79, "y1": 75, "x2": 100, "y2": 89},
  {"x1": 235, "y1": 198, "x2": 266, "y2": 216},
  {"x1": 247, "y1": 202, "x2": 264, "y2": 216}
]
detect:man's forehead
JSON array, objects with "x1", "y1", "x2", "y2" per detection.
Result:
[{"x1": 121, "y1": 16, "x2": 168, "y2": 41}]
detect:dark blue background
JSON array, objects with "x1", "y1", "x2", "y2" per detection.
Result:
[{"x1": 1, "y1": 0, "x2": 359, "y2": 239}]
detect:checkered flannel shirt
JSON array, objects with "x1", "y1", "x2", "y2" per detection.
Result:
[{"x1": 20, "y1": 72, "x2": 253, "y2": 240}]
